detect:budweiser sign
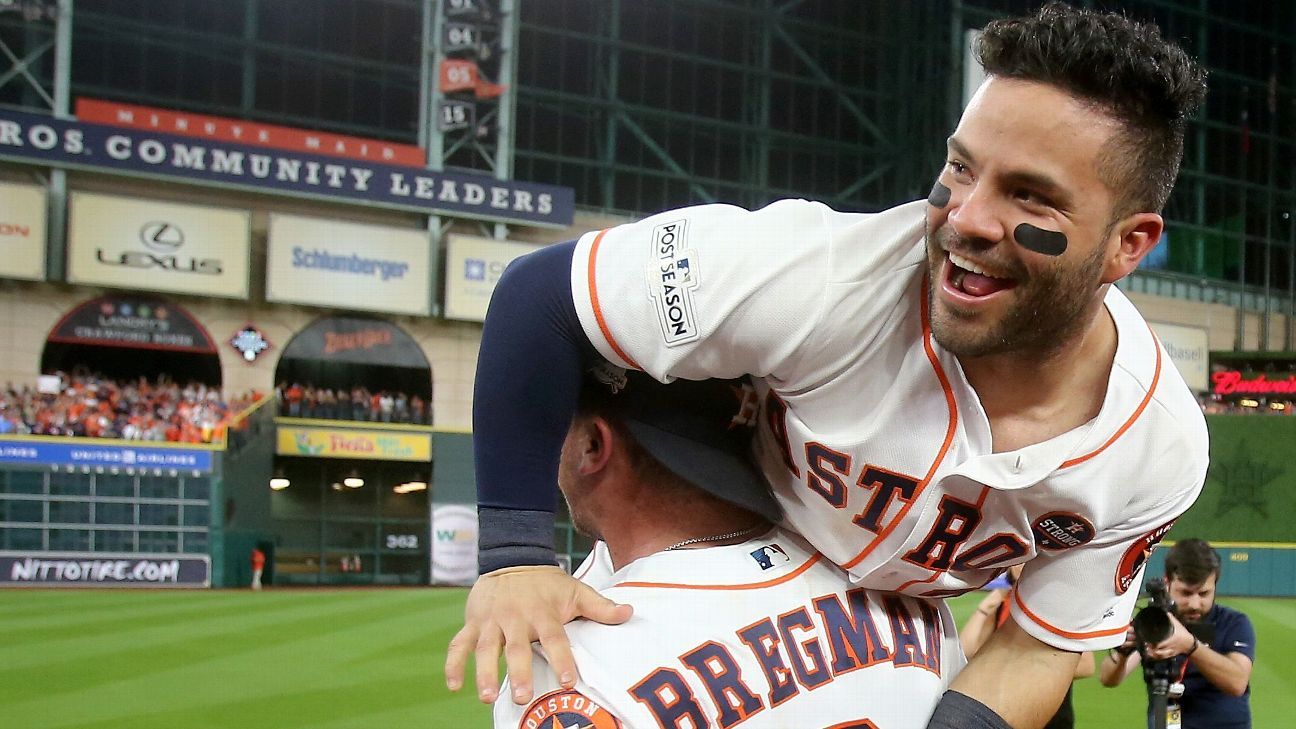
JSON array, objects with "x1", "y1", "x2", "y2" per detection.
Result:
[{"x1": 1211, "y1": 370, "x2": 1296, "y2": 395}]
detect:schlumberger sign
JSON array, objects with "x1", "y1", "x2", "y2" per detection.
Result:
[{"x1": 0, "y1": 109, "x2": 575, "y2": 228}]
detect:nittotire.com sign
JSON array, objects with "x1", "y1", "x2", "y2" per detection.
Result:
[{"x1": 0, "y1": 553, "x2": 210, "y2": 587}]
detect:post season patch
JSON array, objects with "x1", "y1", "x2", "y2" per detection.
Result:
[{"x1": 646, "y1": 219, "x2": 701, "y2": 346}]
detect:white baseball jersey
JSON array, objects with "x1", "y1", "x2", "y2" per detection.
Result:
[
  {"x1": 495, "y1": 528, "x2": 962, "y2": 729},
  {"x1": 568, "y1": 198, "x2": 1209, "y2": 652}
]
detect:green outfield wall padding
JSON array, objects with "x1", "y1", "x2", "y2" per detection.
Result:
[
  {"x1": 1144, "y1": 545, "x2": 1296, "y2": 597},
  {"x1": 218, "y1": 413, "x2": 276, "y2": 588},
  {"x1": 1168, "y1": 415, "x2": 1296, "y2": 543}
]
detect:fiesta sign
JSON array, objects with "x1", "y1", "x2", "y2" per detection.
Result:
[{"x1": 276, "y1": 427, "x2": 431, "y2": 462}]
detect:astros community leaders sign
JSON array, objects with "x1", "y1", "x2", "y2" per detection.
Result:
[{"x1": 0, "y1": 109, "x2": 575, "y2": 228}]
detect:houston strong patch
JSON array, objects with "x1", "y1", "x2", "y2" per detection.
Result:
[{"x1": 518, "y1": 689, "x2": 623, "y2": 729}]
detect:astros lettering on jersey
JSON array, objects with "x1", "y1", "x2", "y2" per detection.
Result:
[
  {"x1": 494, "y1": 529, "x2": 963, "y2": 729},
  {"x1": 568, "y1": 199, "x2": 1208, "y2": 652}
]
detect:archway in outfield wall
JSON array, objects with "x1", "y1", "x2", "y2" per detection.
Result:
[
  {"x1": 273, "y1": 316, "x2": 433, "y2": 424},
  {"x1": 41, "y1": 294, "x2": 222, "y2": 386},
  {"x1": 271, "y1": 316, "x2": 434, "y2": 586}
]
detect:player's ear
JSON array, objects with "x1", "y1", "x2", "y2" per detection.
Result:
[
  {"x1": 1101, "y1": 212, "x2": 1162, "y2": 284},
  {"x1": 574, "y1": 416, "x2": 616, "y2": 475}
]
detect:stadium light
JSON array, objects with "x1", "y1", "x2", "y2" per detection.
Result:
[
  {"x1": 343, "y1": 470, "x2": 364, "y2": 488},
  {"x1": 269, "y1": 477, "x2": 290, "y2": 490},
  {"x1": 393, "y1": 481, "x2": 428, "y2": 494}
]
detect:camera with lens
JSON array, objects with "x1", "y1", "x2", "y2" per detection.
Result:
[
  {"x1": 1131, "y1": 577, "x2": 1217, "y2": 729},
  {"x1": 1133, "y1": 577, "x2": 1176, "y2": 646},
  {"x1": 1133, "y1": 576, "x2": 1217, "y2": 656},
  {"x1": 1133, "y1": 578, "x2": 1179, "y2": 728}
]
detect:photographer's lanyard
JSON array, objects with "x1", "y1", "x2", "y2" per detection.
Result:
[{"x1": 1167, "y1": 658, "x2": 1192, "y2": 729}]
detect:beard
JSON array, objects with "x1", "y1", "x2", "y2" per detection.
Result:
[
  {"x1": 924, "y1": 221, "x2": 1109, "y2": 359},
  {"x1": 557, "y1": 453, "x2": 603, "y2": 542}
]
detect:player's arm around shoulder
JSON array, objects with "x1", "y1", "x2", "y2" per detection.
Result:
[
  {"x1": 933, "y1": 618, "x2": 1078, "y2": 729},
  {"x1": 573, "y1": 198, "x2": 858, "y2": 382}
]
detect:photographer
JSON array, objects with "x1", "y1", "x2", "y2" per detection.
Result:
[{"x1": 1099, "y1": 539, "x2": 1255, "y2": 729}]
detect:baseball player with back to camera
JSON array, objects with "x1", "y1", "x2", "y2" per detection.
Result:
[
  {"x1": 448, "y1": 4, "x2": 1210, "y2": 727},
  {"x1": 494, "y1": 372, "x2": 964, "y2": 729}
]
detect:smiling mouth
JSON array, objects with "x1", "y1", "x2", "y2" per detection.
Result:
[{"x1": 945, "y1": 251, "x2": 1017, "y2": 298}]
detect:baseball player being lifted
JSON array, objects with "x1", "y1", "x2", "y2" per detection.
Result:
[
  {"x1": 450, "y1": 4, "x2": 1209, "y2": 728},
  {"x1": 494, "y1": 372, "x2": 963, "y2": 729}
]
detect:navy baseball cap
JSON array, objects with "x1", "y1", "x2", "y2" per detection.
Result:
[{"x1": 585, "y1": 368, "x2": 782, "y2": 523}]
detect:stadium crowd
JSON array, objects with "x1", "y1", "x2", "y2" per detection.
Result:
[
  {"x1": 0, "y1": 372, "x2": 260, "y2": 443},
  {"x1": 275, "y1": 383, "x2": 430, "y2": 424}
]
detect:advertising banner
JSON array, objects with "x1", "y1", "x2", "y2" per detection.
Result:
[
  {"x1": 1149, "y1": 322, "x2": 1209, "y2": 393},
  {"x1": 443, "y1": 234, "x2": 541, "y2": 322},
  {"x1": 0, "y1": 108, "x2": 575, "y2": 228},
  {"x1": 430, "y1": 504, "x2": 478, "y2": 586},
  {"x1": 266, "y1": 214, "x2": 432, "y2": 316},
  {"x1": 280, "y1": 317, "x2": 428, "y2": 368},
  {"x1": 48, "y1": 294, "x2": 217, "y2": 353},
  {"x1": 0, "y1": 552, "x2": 210, "y2": 587},
  {"x1": 67, "y1": 192, "x2": 251, "y2": 299},
  {"x1": 76, "y1": 98, "x2": 426, "y2": 166},
  {"x1": 0, "y1": 180, "x2": 46, "y2": 281},
  {"x1": 0, "y1": 437, "x2": 215, "y2": 472},
  {"x1": 276, "y1": 426, "x2": 432, "y2": 462}
]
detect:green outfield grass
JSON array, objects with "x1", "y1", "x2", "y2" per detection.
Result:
[{"x1": 2, "y1": 588, "x2": 1292, "y2": 728}]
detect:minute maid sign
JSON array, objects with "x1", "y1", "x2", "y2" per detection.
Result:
[
  {"x1": 0, "y1": 108, "x2": 574, "y2": 228},
  {"x1": 276, "y1": 426, "x2": 431, "y2": 462}
]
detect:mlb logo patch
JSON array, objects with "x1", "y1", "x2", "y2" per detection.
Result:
[{"x1": 750, "y1": 544, "x2": 789, "y2": 570}]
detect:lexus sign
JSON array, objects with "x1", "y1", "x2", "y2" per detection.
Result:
[{"x1": 67, "y1": 192, "x2": 250, "y2": 299}]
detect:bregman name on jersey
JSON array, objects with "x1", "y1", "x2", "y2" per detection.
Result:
[{"x1": 625, "y1": 584, "x2": 944, "y2": 727}]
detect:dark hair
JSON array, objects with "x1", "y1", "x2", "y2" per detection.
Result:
[
  {"x1": 976, "y1": 1, "x2": 1207, "y2": 217},
  {"x1": 1164, "y1": 538, "x2": 1221, "y2": 585},
  {"x1": 575, "y1": 382, "x2": 697, "y2": 496}
]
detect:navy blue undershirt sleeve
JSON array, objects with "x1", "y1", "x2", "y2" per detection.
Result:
[
  {"x1": 473, "y1": 240, "x2": 599, "y2": 574},
  {"x1": 925, "y1": 691, "x2": 1012, "y2": 729}
]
